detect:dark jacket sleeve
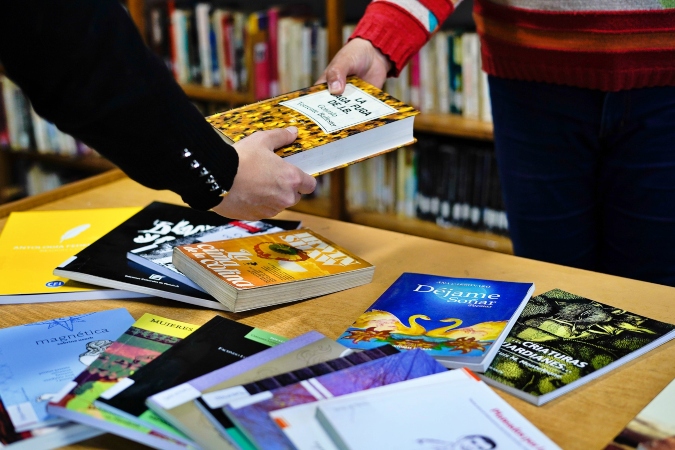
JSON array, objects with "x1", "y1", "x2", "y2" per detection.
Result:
[{"x1": 0, "y1": 0, "x2": 238, "y2": 210}]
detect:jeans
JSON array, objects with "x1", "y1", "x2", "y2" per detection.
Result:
[{"x1": 488, "y1": 76, "x2": 675, "y2": 287}]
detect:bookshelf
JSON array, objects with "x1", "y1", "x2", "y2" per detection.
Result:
[{"x1": 127, "y1": 0, "x2": 509, "y2": 253}]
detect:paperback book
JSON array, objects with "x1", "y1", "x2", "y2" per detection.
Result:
[
  {"x1": 207, "y1": 76, "x2": 418, "y2": 176},
  {"x1": 94, "y1": 315, "x2": 286, "y2": 443},
  {"x1": 481, "y1": 289, "x2": 675, "y2": 406},
  {"x1": 605, "y1": 377, "x2": 675, "y2": 449},
  {"x1": 146, "y1": 331, "x2": 350, "y2": 450},
  {"x1": 0, "y1": 207, "x2": 147, "y2": 303},
  {"x1": 172, "y1": 228, "x2": 375, "y2": 312},
  {"x1": 309, "y1": 369, "x2": 561, "y2": 450},
  {"x1": 336, "y1": 272, "x2": 535, "y2": 371},
  {"x1": 47, "y1": 313, "x2": 201, "y2": 450},
  {"x1": 54, "y1": 201, "x2": 298, "y2": 310},
  {"x1": 127, "y1": 218, "x2": 300, "y2": 292},
  {"x1": 222, "y1": 349, "x2": 447, "y2": 450},
  {"x1": 0, "y1": 308, "x2": 134, "y2": 432}
]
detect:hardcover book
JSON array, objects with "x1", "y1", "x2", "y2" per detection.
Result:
[
  {"x1": 54, "y1": 201, "x2": 296, "y2": 310},
  {"x1": 605, "y1": 378, "x2": 675, "y2": 449},
  {"x1": 311, "y1": 369, "x2": 561, "y2": 450},
  {"x1": 172, "y1": 228, "x2": 375, "y2": 312},
  {"x1": 222, "y1": 349, "x2": 447, "y2": 450},
  {"x1": 146, "y1": 332, "x2": 350, "y2": 450},
  {"x1": 94, "y1": 315, "x2": 285, "y2": 442},
  {"x1": 207, "y1": 76, "x2": 418, "y2": 176},
  {"x1": 127, "y1": 218, "x2": 301, "y2": 292},
  {"x1": 0, "y1": 308, "x2": 134, "y2": 432},
  {"x1": 336, "y1": 272, "x2": 535, "y2": 372},
  {"x1": 47, "y1": 313, "x2": 201, "y2": 450},
  {"x1": 481, "y1": 289, "x2": 675, "y2": 406},
  {"x1": 0, "y1": 207, "x2": 148, "y2": 303}
]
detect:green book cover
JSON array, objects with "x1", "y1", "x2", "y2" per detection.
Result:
[
  {"x1": 47, "y1": 313, "x2": 201, "y2": 449},
  {"x1": 481, "y1": 289, "x2": 675, "y2": 406}
]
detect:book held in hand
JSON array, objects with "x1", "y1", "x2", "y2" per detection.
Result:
[
  {"x1": 54, "y1": 201, "x2": 299, "y2": 310},
  {"x1": 172, "y1": 228, "x2": 375, "y2": 312},
  {"x1": 481, "y1": 288, "x2": 675, "y2": 406},
  {"x1": 336, "y1": 272, "x2": 535, "y2": 371},
  {"x1": 0, "y1": 207, "x2": 147, "y2": 303},
  {"x1": 207, "y1": 76, "x2": 418, "y2": 176}
]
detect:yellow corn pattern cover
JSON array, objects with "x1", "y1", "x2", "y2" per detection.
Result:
[
  {"x1": 174, "y1": 228, "x2": 373, "y2": 289},
  {"x1": 206, "y1": 76, "x2": 418, "y2": 159},
  {"x1": 0, "y1": 207, "x2": 141, "y2": 299}
]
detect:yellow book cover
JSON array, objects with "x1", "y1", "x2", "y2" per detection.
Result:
[
  {"x1": 207, "y1": 76, "x2": 419, "y2": 176},
  {"x1": 0, "y1": 207, "x2": 148, "y2": 303},
  {"x1": 173, "y1": 228, "x2": 374, "y2": 311}
]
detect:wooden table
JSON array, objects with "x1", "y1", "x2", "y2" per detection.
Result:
[{"x1": 1, "y1": 172, "x2": 674, "y2": 450}]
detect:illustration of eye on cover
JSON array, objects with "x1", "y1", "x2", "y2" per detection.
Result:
[
  {"x1": 47, "y1": 313, "x2": 200, "y2": 450},
  {"x1": 336, "y1": 272, "x2": 535, "y2": 372},
  {"x1": 54, "y1": 201, "x2": 300, "y2": 310},
  {"x1": 605, "y1": 378, "x2": 675, "y2": 450},
  {"x1": 0, "y1": 309, "x2": 134, "y2": 432},
  {"x1": 481, "y1": 289, "x2": 675, "y2": 406}
]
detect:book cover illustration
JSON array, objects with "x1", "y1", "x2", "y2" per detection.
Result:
[
  {"x1": 47, "y1": 313, "x2": 200, "y2": 449},
  {"x1": 336, "y1": 273, "x2": 534, "y2": 371},
  {"x1": 94, "y1": 315, "x2": 286, "y2": 439},
  {"x1": 223, "y1": 349, "x2": 447, "y2": 450},
  {"x1": 174, "y1": 228, "x2": 374, "y2": 290},
  {"x1": 0, "y1": 308, "x2": 134, "y2": 432},
  {"x1": 0, "y1": 207, "x2": 146, "y2": 303},
  {"x1": 605, "y1": 378, "x2": 675, "y2": 450},
  {"x1": 312, "y1": 369, "x2": 561, "y2": 450},
  {"x1": 128, "y1": 218, "x2": 300, "y2": 291},
  {"x1": 53, "y1": 201, "x2": 264, "y2": 310},
  {"x1": 146, "y1": 332, "x2": 349, "y2": 450},
  {"x1": 482, "y1": 289, "x2": 675, "y2": 406},
  {"x1": 206, "y1": 76, "x2": 418, "y2": 176}
]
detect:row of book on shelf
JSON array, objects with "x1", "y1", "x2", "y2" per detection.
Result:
[
  {"x1": 1, "y1": 198, "x2": 675, "y2": 449},
  {"x1": 147, "y1": 1, "x2": 490, "y2": 120}
]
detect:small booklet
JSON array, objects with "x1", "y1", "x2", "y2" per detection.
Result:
[
  {"x1": 207, "y1": 76, "x2": 419, "y2": 177},
  {"x1": 172, "y1": 228, "x2": 375, "y2": 312},
  {"x1": 336, "y1": 272, "x2": 535, "y2": 372},
  {"x1": 481, "y1": 288, "x2": 675, "y2": 406},
  {"x1": 605, "y1": 378, "x2": 675, "y2": 449}
]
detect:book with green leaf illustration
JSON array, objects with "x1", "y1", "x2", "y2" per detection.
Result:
[{"x1": 481, "y1": 289, "x2": 675, "y2": 406}]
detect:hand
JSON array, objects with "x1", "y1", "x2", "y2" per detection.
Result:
[
  {"x1": 211, "y1": 127, "x2": 317, "y2": 220},
  {"x1": 316, "y1": 38, "x2": 392, "y2": 95}
]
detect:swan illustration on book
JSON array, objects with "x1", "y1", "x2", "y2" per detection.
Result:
[
  {"x1": 424, "y1": 320, "x2": 507, "y2": 342},
  {"x1": 351, "y1": 310, "x2": 431, "y2": 336}
]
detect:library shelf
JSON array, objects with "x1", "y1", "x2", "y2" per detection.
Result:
[
  {"x1": 1, "y1": 149, "x2": 117, "y2": 174},
  {"x1": 414, "y1": 113, "x2": 494, "y2": 141}
]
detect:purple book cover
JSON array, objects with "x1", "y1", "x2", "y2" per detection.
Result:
[{"x1": 224, "y1": 349, "x2": 447, "y2": 450}]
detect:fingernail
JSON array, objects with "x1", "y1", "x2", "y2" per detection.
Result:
[
  {"x1": 329, "y1": 81, "x2": 341, "y2": 93},
  {"x1": 286, "y1": 126, "x2": 298, "y2": 135}
]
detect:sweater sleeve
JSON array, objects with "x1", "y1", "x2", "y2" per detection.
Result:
[
  {"x1": 0, "y1": 0, "x2": 237, "y2": 211},
  {"x1": 351, "y1": 0, "x2": 455, "y2": 76}
]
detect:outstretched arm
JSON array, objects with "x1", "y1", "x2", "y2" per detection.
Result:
[{"x1": 0, "y1": 0, "x2": 315, "y2": 219}]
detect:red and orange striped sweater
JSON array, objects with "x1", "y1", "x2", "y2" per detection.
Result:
[{"x1": 352, "y1": 0, "x2": 675, "y2": 91}]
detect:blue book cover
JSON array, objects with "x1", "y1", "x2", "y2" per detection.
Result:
[
  {"x1": 0, "y1": 308, "x2": 134, "y2": 432},
  {"x1": 336, "y1": 273, "x2": 535, "y2": 372}
]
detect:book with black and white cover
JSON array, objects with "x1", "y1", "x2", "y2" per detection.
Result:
[{"x1": 54, "y1": 201, "x2": 300, "y2": 310}]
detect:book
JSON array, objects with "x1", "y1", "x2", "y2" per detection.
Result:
[
  {"x1": 0, "y1": 308, "x2": 134, "y2": 433},
  {"x1": 605, "y1": 378, "x2": 675, "y2": 449},
  {"x1": 311, "y1": 369, "x2": 561, "y2": 450},
  {"x1": 206, "y1": 75, "x2": 418, "y2": 177},
  {"x1": 47, "y1": 313, "x2": 201, "y2": 450},
  {"x1": 481, "y1": 288, "x2": 675, "y2": 406},
  {"x1": 336, "y1": 272, "x2": 535, "y2": 372},
  {"x1": 127, "y1": 218, "x2": 301, "y2": 292},
  {"x1": 53, "y1": 201, "x2": 297, "y2": 310},
  {"x1": 93, "y1": 315, "x2": 286, "y2": 444},
  {"x1": 146, "y1": 331, "x2": 350, "y2": 450},
  {"x1": 172, "y1": 228, "x2": 375, "y2": 312},
  {"x1": 222, "y1": 349, "x2": 447, "y2": 450},
  {"x1": 0, "y1": 207, "x2": 149, "y2": 303}
]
